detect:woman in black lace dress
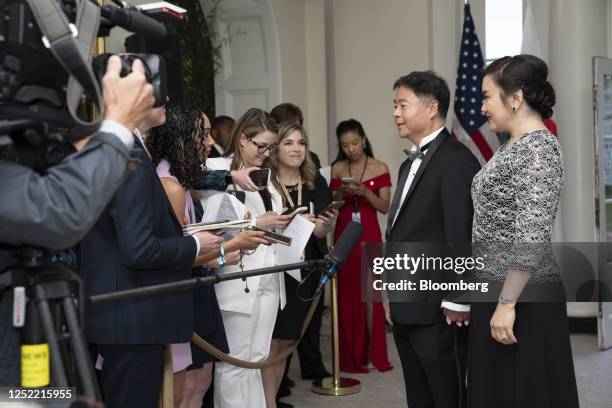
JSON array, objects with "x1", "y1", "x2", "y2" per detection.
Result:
[{"x1": 468, "y1": 55, "x2": 579, "y2": 408}]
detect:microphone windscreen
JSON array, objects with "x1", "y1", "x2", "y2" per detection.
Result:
[
  {"x1": 127, "y1": 10, "x2": 167, "y2": 40},
  {"x1": 330, "y1": 221, "x2": 363, "y2": 266}
]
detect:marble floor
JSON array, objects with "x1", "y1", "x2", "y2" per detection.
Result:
[{"x1": 284, "y1": 313, "x2": 612, "y2": 408}]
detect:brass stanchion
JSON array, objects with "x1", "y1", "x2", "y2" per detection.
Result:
[{"x1": 311, "y1": 274, "x2": 360, "y2": 396}]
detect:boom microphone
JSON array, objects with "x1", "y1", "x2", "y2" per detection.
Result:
[
  {"x1": 101, "y1": 5, "x2": 167, "y2": 40},
  {"x1": 329, "y1": 221, "x2": 363, "y2": 265},
  {"x1": 314, "y1": 221, "x2": 363, "y2": 294}
]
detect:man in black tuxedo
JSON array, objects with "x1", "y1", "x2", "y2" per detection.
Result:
[
  {"x1": 385, "y1": 71, "x2": 480, "y2": 408},
  {"x1": 80, "y1": 106, "x2": 224, "y2": 407}
]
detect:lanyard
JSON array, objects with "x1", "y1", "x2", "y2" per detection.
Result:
[
  {"x1": 278, "y1": 176, "x2": 302, "y2": 208},
  {"x1": 348, "y1": 156, "x2": 368, "y2": 211},
  {"x1": 348, "y1": 156, "x2": 369, "y2": 183}
]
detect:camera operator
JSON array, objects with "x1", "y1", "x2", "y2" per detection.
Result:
[
  {"x1": 0, "y1": 55, "x2": 155, "y2": 387},
  {"x1": 0, "y1": 55, "x2": 154, "y2": 254}
]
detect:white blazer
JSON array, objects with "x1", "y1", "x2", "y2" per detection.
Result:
[{"x1": 204, "y1": 156, "x2": 286, "y2": 315}]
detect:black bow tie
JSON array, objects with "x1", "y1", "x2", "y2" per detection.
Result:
[{"x1": 403, "y1": 141, "x2": 433, "y2": 161}]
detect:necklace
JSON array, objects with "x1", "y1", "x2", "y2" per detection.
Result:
[
  {"x1": 283, "y1": 180, "x2": 304, "y2": 193},
  {"x1": 278, "y1": 175, "x2": 302, "y2": 208}
]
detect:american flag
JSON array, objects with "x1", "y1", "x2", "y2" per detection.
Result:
[{"x1": 451, "y1": 3, "x2": 499, "y2": 165}]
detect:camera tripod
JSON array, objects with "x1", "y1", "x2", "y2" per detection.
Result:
[{"x1": 1, "y1": 246, "x2": 101, "y2": 403}]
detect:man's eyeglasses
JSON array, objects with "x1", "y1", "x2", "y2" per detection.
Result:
[{"x1": 246, "y1": 135, "x2": 277, "y2": 154}]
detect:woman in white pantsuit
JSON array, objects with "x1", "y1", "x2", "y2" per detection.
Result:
[{"x1": 206, "y1": 108, "x2": 291, "y2": 408}]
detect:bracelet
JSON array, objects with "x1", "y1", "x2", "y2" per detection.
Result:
[
  {"x1": 216, "y1": 244, "x2": 225, "y2": 267},
  {"x1": 498, "y1": 294, "x2": 516, "y2": 304}
]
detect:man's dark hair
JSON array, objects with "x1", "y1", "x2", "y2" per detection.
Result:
[
  {"x1": 393, "y1": 71, "x2": 450, "y2": 119},
  {"x1": 270, "y1": 103, "x2": 304, "y2": 126},
  {"x1": 212, "y1": 115, "x2": 235, "y2": 129}
]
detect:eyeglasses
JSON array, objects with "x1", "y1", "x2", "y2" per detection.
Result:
[{"x1": 246, "y1": 135, "x2": 277, "y2": 154}]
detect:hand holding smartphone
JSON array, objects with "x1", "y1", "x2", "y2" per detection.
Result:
[
  {"x1": 317, "y1": 200, "x2": 345, "y2": 216},
  {"x1": 249, "y1": 168, "x2": 271, "y2": 188},
  {"x1": 248, "y1": 226, "x2": 292, "y2": 246},
  {"x1": 281, "y1": 206, "x2": 309, "y2": 218}
]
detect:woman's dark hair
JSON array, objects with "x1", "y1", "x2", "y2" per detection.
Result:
[
  {"x1": 147, "y1": 104, "x2": 204, "y2": 189},
  {"x1": 332, "y1": 119, "x2": 374, "y2": 164},
  {"x1": 484, "y1": 54, "x2": 555, "y2": 119}
]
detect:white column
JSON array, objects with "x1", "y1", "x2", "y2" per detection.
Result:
[
  {"x1": 549, "y1": 0, "x2": 607, "y2": 242},
  {"x1": 325, "y1": 0, "x2": 338, "y2": 164}
]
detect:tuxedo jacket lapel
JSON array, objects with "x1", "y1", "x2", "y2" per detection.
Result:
[
  {"x1": 387, "y1": 159, "x2": 412, "y2": 236},
  {"x1": 391, "y1": 130, "x2": 449, "y2": 232}
]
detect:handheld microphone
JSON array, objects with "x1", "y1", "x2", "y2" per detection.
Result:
[
  {"x1": 101, "y1": 5, "x2": 167, "y2": 40},
  {"x1": 314, "y1": 221, "x2": 363, "y2": 295}
]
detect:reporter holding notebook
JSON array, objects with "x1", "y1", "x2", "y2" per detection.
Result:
[
  {"x1": 205, "y1": 108, "x2": 291, "y2": 408},
  {"x1": 147, "y1": 104, "x2": 267, "y2": 406}
]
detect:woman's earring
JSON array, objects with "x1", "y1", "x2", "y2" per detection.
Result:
[{"x1": 512, "y1": 106, "x2": 517, "y2": 112}]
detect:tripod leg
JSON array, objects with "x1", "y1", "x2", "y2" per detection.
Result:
[
  {"x1": 62, "y1": 297, "x2": 101, "y2": 400},
  {"x1": 33, "y1": 297, "x2": 69, "y2": 386}
]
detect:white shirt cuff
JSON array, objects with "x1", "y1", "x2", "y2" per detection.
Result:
[
  {"x1": 191, "y1": 235, "x2": 200, "y2": 259},
  {"x1": 100, "y1": 120, "x2": 134, "y2": 149},
  {"x1": 441, "y1": 301, "x2": 470, "y2": 312}
]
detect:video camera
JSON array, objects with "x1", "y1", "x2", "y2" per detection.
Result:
[{"x1": 0, "y1": 0, "x2": 168, "y2": 172}]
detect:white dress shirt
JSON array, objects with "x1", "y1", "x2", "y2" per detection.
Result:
[
  {"x1": 391, "y1": 127, "x2": 444, "y2": 227},
  {"x1": 99, "y1": 120, "x2": 134, "y2": 149},
  {"x1": 391, "y1": 127, "x2": 469, "y2": 313}
]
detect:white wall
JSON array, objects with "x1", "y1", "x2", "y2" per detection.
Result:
[
  {"x1": 269, "y1": 0, "x2": 328, "y2": 162},
  {"x1": 103, "y1": 0, "x2": 611, "y2": 245},
  {"x1": 331, "y1": 0, "x2": 430, "y2": 182}
]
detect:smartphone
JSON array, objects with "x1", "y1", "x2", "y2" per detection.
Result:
[
  {"x1": 317, "y1": 200, "x2": 345, "y2": 216},
  {"x1": 249, "y1": 169, "x2": 271, "y2": 188},
  {"x1": 249, "y1": 226, "x2": 292, "y2": 246},
  {"x1": 342, "y1": 177, "x2": 357, "y2": 185},
  {"x1": 281, "y1": 206, "x2": 309, "y2": 217}
]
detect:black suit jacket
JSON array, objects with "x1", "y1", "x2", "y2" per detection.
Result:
[
  {"x1": 386, "y1": 128, "x2": 480, "y2": 325},
  {"x1": 80, "y1": 138, "x2": 197, "y2": 344}
]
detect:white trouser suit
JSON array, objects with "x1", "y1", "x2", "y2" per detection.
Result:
[{"x1": 204, "y1": 157, "x2": 286, "y2": 408}]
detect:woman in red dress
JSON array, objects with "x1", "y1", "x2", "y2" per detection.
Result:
[{"x1": 330, "y1": 119, "x2": 393, "y2": 373}]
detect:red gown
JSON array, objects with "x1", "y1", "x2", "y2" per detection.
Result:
[{"x1": 330, "y1": 173, "x2": 393, "y2": 373}]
